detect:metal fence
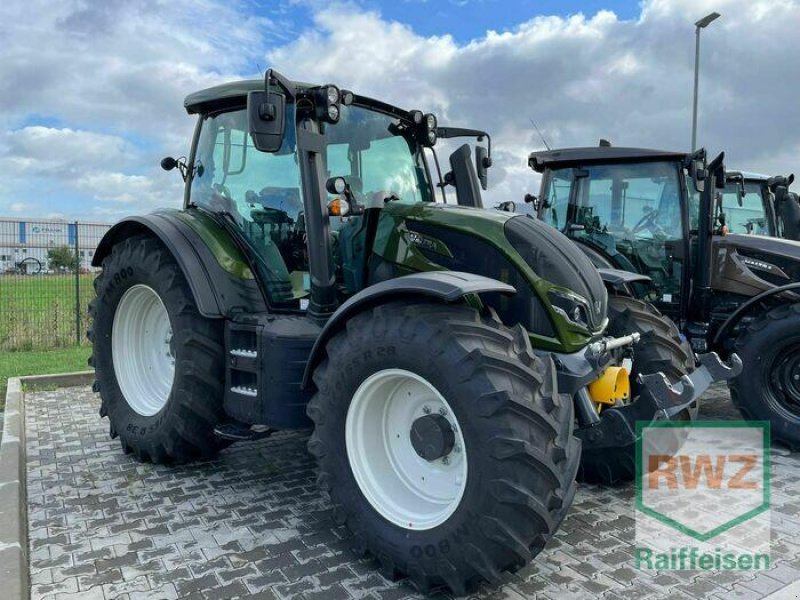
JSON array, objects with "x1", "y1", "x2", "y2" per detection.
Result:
[{"x1": 0, "y1": 219, "x2": 112, "y2": 351}]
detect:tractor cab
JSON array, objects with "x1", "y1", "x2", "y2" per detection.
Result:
[
  {"x1": 714, "y1": 171, "x2": 800, "y2": 238},
  {"x1": 718, "y1": 171, "x2": 800, "y2": 241},
  {"x1": 178, "y1": 74, "x2": 492, "y2": 318},
  {"x1": 530, "y1": 144, "x2": 800, "y2": 324},
  {"x1": 530, "y1": 146, "x2": 692, "y2": 316}
]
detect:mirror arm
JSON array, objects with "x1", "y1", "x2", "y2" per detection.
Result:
[{"x1": 264, "y1": 68, "x2": 296, "y2": 100}]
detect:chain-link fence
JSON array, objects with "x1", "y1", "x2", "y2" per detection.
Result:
[{"x1": 0, "y1": 219, "x2": 111, "y2": 351}]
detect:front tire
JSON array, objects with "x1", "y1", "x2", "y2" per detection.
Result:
[
  {"x1": 307, "y1": 301, "x2": 580, "y2": 595},
  {"x1": 578, "y1": 296, "x2": 695, "y2": 485},
  {"x1": 730, "y1": 303, "x2": 800, "y2": 449},
  {"x1": 88, "y1": 235, "x2": 227, "y2": 463}
]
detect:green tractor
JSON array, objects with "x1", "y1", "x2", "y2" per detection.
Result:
[
  {"x1": 89, "y1": 72, "x2": 736, "y2": 594},
  {"x1": 720, "y1": 171, "x2": 800, "y2": 240},
  {"x1": 529, "y1": 143, "x2": 800, "y2": 449}
]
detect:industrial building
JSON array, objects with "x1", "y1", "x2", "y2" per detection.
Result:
[{"x1": 0, "y1": 218, "x2": 111, "y2": 274}]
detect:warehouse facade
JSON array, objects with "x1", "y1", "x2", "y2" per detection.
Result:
[{"x1": 0, "y1": 218, "x2": 111, "y2": 274}]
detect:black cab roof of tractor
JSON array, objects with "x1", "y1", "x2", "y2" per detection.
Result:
[
  {"x1": 186, "y1": 78, "x2": 415, "y2": 124},
  {"x1": 528, "y1": 146, "x2": 689, "y2": 172}
]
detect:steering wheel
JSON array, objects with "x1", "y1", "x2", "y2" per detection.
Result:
[
  {"x1": 632, "y1": 209, "x2": 664, "y2": 236},
  {"x1": 251, "y1": 205, "x2": 292, "y2": 226}
]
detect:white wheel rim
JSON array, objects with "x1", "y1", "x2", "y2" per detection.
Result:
[
  {"x1": 346, "y1": 369, "x2": 467, "y2": 530},
  {"x1": 112, "y1": 284, "x2": 175, "y2": 416}
]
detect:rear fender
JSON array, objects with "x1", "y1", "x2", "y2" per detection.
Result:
[{"x1": 92, "y1": 211, "x2": 266, "y2": 318}]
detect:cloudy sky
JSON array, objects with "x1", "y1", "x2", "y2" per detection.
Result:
[{"x1": 1, "y1": 0, "x2": 798, "y2": 222}]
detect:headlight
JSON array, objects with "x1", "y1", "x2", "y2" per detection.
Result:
[
  {"x1": 326, "y1": 85, "x2": 339, "y2": 104},
  {"x1": 327, "y1": 104, "x2": 340, "y2": 122},
  {"x1": 548, "y1": 288, "x2": 591, "y2": 329}
]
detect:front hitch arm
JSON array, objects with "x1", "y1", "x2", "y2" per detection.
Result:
[
  {"x1": 637, "y1": 352, "x2": 743, "y2": 420},
  {"x1": 578, "y1": 352, "x2": 742, "y2": 450}
]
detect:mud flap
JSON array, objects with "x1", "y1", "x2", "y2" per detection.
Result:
[{"x1": 578, "y1": 352, "x2": 743, "y2": 451}]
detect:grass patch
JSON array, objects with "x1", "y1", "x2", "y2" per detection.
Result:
[
  {"x1": 0, "y1": 274, "x2": 96, "y2": 351},
  {"x1": 0, "y1": 346, "x2": 92, "y2": 408}
]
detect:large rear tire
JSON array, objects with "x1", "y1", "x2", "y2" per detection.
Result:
[
  {"x1": 88, "y1": 235, "x2": 227, "y2": 463},
  {"x1": 578, "y1": 296, "x2": 695, "y2": 485},
  {"x1": 307, "y1": 301, "x2": 580, "y2": 595},
  {"x1": 730, "y1": 303, "x2": 800, "y2": 449}
]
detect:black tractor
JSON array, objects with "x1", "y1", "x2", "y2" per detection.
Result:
[
  {"x1": 88, "y1": 72, "x2": 736, "y2": 595},
  {"x1": 529, "y1": 143, "x2": 800, "y2": 449}
]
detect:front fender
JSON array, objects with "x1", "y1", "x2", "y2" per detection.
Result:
[{"x1": 301, "y1": 271, "x2": 515, "y2": 389}]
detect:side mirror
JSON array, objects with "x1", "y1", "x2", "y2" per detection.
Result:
[
  {"x1": 160, "y1": 156, "x2": 188, "y2": 181},
  {"x1": 475, "y1": 145, "x2": 492, "y2": 191},
  {"x1": 690, "y1": 159, "x2": 706, "y2": 193},
  {"x1": 524, "y1": 193, "x2": 540, "y2": 212},
  {"x1": 497, "y1": 201, "x2": 516, "y2": 213},
  {"x1": 447, "y1": 144, "x2": 483, "y2": 208},
  {"x1": 247, "y1": 90, "x2": 286, "y2": 153}
]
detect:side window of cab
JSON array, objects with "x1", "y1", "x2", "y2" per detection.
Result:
[
  {"x1": 190, "y1": 106, "x2": 310, "y2": 308},
  {"x1": 541, "y1": 169, "x2": 573, "y2": 230}
]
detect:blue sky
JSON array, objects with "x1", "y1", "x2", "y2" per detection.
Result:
[
  {"x1": 271, "y1": 0, "x2": 642, "y2": 43},
  {"x1": 1, "y1": 0, "x2": 799, "y2": 221}
]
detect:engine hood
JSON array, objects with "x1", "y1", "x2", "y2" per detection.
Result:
[
  {"x1": 712, "y1": 233, "x2": 800, "y2": 296},
  {"x1": 716, "y1": 233, "x2": 800, "y2": 261}
]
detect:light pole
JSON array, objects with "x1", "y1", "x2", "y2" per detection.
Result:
[{"x1": 691, "y1": 11, "x2": 721, "y2": 151}]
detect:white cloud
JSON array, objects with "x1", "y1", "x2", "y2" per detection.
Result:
[
  {"x1": 0, "y1": 0, "x2": 798, "y2": 219},
  {"x1": 268, "y1": 1, "x2": 800, "y2": 205}
]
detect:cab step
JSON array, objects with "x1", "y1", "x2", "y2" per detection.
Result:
[{"x1": 214, "y1": 422, "x2": 274, "y2": 441}]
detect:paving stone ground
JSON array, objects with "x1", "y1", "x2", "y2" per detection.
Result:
[{"x1": 25, "y1": 384, "x2": 800, "y2": 600}]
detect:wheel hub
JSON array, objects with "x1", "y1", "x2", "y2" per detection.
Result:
[
  {"x1": 345, "y1": 369, "x2": 468, "y2": 530},
  {"x1": 112, "y1": 284, "x2": 175, "y2": 417},
  {"x1": 410, "y1": 414, "x2": 456, "y2": 462},
  {"x1": 773, "y1": 347, "x2": 800, "y2": 409}
]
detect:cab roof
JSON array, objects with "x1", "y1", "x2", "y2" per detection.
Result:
[
  {"x1": 183, "y1": 78, "x2": 411, "y2": 123},
  {"x1": 185, "y1": 80, "x2": 262, "y2": 114},
  {"x1": 184, "y1": 78, "x2": 312, "y2": 115},
  {"x1": 728, "y1": 170, "x2": 770, "y2": 182},
  {"x1": 528, "y1": 146, "x2": 689, "y2": 172}
]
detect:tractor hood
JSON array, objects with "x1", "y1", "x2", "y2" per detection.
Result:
[
  {"x1": 372, "y1": 203, "x2": 608, "y2": 353},
  {"x1": 712, "y1": 233, "x2": 800, "y2": 296}
]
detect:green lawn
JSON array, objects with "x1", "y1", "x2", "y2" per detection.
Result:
[
  {"x1": 0, "y1": 346, "x2": 92, "y2": 409},
  {"x1": 0, "y1": 274, "x2": 96, "y2": 351}
]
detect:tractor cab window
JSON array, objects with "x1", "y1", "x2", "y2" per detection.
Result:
[
  {"x1": 324, "y1": 105, "x2": 430, "y2": 208},
  {"x1": 540, "y1": 169, "x2": 572, "y2": 230},
  {"x1": 323, "y1": 104, "x2": 432, "y2": 294},
  {"x1": 563, "y1": 161, "x2": 685, "y2": 306},
  {"x1": 719, "y1": 182, "x2": 769, "y2": 235},
  {"x1": 190, "y1": 106, "x2": 308, "y2": 308}
]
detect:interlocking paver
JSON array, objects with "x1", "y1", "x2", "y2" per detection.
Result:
[{"x1": 24, "y1": 385, "x2": 800, "y2": 599}]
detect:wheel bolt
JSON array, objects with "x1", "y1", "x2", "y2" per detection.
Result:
[
  {"x1": 794, "y1": 374, "x2": 799, "y2": 381},
  {"x1": 439, "y1": 407, "x2": 447, "y2": 416},
  {"x1": 442, "y1": 456, "x2": 450, "y2": 465},
  {"x1": 422, "y1": 405, "x2": 431, "y2": 414},
  {"x1": 454, "y1": 444, "x2": 461, "y2": 453}
]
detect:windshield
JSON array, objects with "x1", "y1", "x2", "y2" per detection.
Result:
[
  {"x1": 541, "y1": 160, "x2": 685, "y2": 307},
  {"x1": 325, "y1": 104, "x2": 432, "y2": 208},
  {"x1": 543, "y1": 161, "x2": 683, "y2": 241},
  {"x1": 719, "y1": 181, "x2": 769, "y2": 235}
]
